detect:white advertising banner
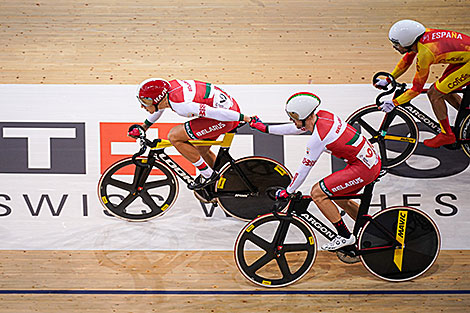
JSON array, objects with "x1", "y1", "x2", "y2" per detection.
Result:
[{"x1": 0, "y1": 83, "x2": 468, "y2": 250}]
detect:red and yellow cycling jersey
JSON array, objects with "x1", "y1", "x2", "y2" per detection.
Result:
[{"x1": 391, "y1": 28, "x2": 470, "y2": 105}]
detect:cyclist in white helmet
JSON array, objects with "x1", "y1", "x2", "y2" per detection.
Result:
[
  {"x1": 249, "y1": 92, "x2": 381, "y2": 251},
  {"x1": 375, "y1": 19, "x2": 470, "y2": 148}
]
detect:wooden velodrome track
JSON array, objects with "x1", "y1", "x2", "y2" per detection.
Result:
[{"x1": 1, "y1": 0, "x2": 470, "y2": 311}]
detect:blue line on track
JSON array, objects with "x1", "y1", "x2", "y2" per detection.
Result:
[{"x1": 0, "y1": 290, "x2": 469, "y2": 295}]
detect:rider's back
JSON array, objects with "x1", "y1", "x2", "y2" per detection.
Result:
[
  {"x1": 418, "y1": 28, "x2": 470, "y2": 64},
  {"x1": 314, "y1": 110, "x2": 378, "y2": 167},
  {"x1": 168, "y1": 79, "x2": 240, "y2": 112}
]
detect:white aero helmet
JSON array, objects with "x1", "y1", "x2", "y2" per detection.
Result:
[
  {"x1": 285, "y1": 92, "x2": 321, "y2": 121},
  {"x1": 389, "y1": 19, "x2": 426, "y2": 47}
]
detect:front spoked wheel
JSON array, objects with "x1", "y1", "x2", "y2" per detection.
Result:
[
  {"x1": 358, "y1": 206, "x2": 440, "y2": 282},
  {"x1": 98, "y1": 157, "x2": 179, "y2": 221},
  {"x1": 235, "y1": 214, "x2": 317, "y2": 287},
  {"x1": 347, "y1": 105, "x2": 419, "y2": 168},
  {"x1": 459, "y1": 114, "x2": 470, "y2": 159},
  {"x1": 215, "y1": 157, "x2": 292, "y2": 221}
]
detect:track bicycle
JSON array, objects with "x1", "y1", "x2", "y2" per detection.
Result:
[
  {"x1": 346, "y1": 72, "x2": 470, "y2": 168},
  {"x1": 98, "y1": 125, "x2": 292, "y2": 221},
  {"x1": 234, "y1": 174, "x2": 440, "y2": 287}
]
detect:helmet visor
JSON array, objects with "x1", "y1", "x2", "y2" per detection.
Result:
[
  {"x1": 286, "y1": 111, "x2": 301, "y2": 121},
  {"x1": 137, "y1": 96, "x2": 153, "y2": 107}
]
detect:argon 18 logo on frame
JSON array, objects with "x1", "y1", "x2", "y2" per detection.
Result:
[{"x1": 0, "y1": 122, "x2": 86, "y2": 174}]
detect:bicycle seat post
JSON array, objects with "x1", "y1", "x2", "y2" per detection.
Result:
[
  {"x1": 454, "y1": 87, "x2": 470, "y2": 130},
  {"x1": 352, "y1": 181, "x2": 375, "y2": 236}
]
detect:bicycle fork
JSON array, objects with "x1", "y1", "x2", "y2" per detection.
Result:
[
  {"x1": 271, "y1": 217, "x2": 292, "y2": 259},
  {"x1": 132, "y1": 158, "x2": 154, "y2": 196}
]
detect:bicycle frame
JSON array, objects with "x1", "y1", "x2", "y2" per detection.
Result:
[
  {"x1": 275, "y1": 180, "x2": 401, "y2": 256},
  {"x1": 135, "y1": 131, "x2": 259, "y2": 198}
]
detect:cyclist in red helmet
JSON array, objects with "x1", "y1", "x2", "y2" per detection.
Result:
[
  {"x1": 375, "y1": 20, "x2": 470, "y2": 148},
  {"x1": 131, "y1": 78, "x2": 252, "y2": 190}
]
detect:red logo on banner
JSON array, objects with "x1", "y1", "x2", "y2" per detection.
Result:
[{"x1": 99, "y1": 122, "x2": 196, "y2": 175}]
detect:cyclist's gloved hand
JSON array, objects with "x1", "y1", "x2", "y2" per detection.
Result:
[
  {"x1": 249, "y1": 116, "x2": 269, "y2": 133},
  {"x1": 379, "y1": 100, "x2": 396, "y2": 113},
  {"x1": 275, "y1": 188, "x2": 290, "y2": 200},
  {"x1": 128, "y1": 124, "x2": 144, "y2": 139},
  {"x1": 374, "y1": 77, "x2": 391, "y2": 90}
]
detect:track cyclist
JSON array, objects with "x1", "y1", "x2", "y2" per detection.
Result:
[
  {"x1": 130, "y1": 78, "x2": 252, "y2": 191},
  {"x1": 375, "y1": 19, "x2": 470, "y2": 148},
  {"x1": 249, "y1": 92, "x2": 381, "y2": 251}
]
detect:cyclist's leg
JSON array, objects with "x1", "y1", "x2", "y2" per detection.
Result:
[
  {"x1": 427, "y1": 85, "x2": 449, "y2": 121},
  {"x1": 445, "y1": 93, "x2": 462, "y2": 111},
  {"x1": 440, "y1": 62, "x2": 470, "y2": 111},
  {"x1": 315, "y1": 162, "x2": 379, "y2": 222},
  {"x1": 167, "y1": 124, "x2": 201, "y2": 163},
  {"x1": 334, "y1": 199, "x2": 359, "y2": 220},
  {"x1": 186, "y1": 118, "x2": 239, "y2": 167},
  {"x1": 428, "y1": 64, "x2": 467, "y2": 116},
  {"x1": 196, "y1": 145, "x2": 216, "y2": 168},
  {"x1": 167, "y1": 123, "x2": 217, "y2": 190},
  {"x1": 315, "y1": 161, "x2": 381, "y2": 250},
  {"x1": 185, "y1": 117, "x2": 239, "y2": 141},
  {"x1": 311, "y1": 182, "x2": 342, "y2": 223},
  {"x1": 194, "y1": 116, "x2": 239, "y2": 167},
  {"x1": 425, "y1": 62, "x2": 470, "y2": 147},
  {"x1": 312, "y1": 180, "x2": 356, "y2": 250},
  {"x1": 181, "y1": 118, "x2": 239, "y2": 189},
  {"x1": 434, "y1": 62, "x2": 470, "y2": 96}
]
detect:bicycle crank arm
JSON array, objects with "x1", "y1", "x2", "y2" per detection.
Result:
[
  {"x1": 357, "y1": 244, "x2": 399, "y2": 255},
  {"x1": 456, "y1": 138, "x2": 470, "y2": 143}
]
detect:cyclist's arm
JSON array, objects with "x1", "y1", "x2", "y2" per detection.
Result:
[
  {"x1": 143, "y1": 110, "x2": 165, "y2": 129},
  {"x1": 267, "y1": 123, "x2": 308, "y2": 135},
  {"x1": 393, "y1": 46, "x2": 434, "y2": 106},
  {"x1": 286, "y1": 134, "x2": 323, "y2": 193},
  {"x1": 390, "y1": 52, "x2": 416, "y2": 79},
  {"x1": 172, "y1": 101, "x2": 245, "y2": 121}
]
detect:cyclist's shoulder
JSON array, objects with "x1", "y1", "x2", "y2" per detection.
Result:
[
  {"x1": 168, "y1": 79, "x2": 194, "y2": 103},
  {"x1": 420, "y1": 28, "x2": 469, "y2": 44},
  {"x1": 169, "y1": 80, "x2": 216, "y2": 102},
  {"x1": 316, "y1": 110, "x2": 344, "y2": 125},
  {"x1": 313, "y1": 110, "x2": 341, "y2": 140},
  {"x1": 316, "y1": 109, "x2": 335, "y2": 120}
]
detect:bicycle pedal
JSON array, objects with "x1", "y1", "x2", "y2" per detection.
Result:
[
  {"x1": 336, "y1": 250, "x2": 361, "y2": 264},
  {"x1": 443, "y1": 142, "x2": 460, "y2": 150},
  {"x1": 193, "y1": 190, "x2": 216, "y2": 204}
]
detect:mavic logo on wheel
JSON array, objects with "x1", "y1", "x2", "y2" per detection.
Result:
[
  {"x1": 393, "y1": 210, "x2": 408, "y2": 271},
  {"x1": 0, "y1": 122, "x2": 85, "y2": 174}
]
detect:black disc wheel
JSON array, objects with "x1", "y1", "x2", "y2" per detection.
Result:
[
  {"x1": 235, "y1": 213, "x2": 317, "y2": 287},
  {"x1": 215, "y1": 157, "x2": 292, "y2": 221},
  {"x1": 347, "y1": 105, "x2": 419, "y2": 168},
  {"x1": 98, "y1": 157, "x2": 178, "y2": 221},
  {"x1": 358, "y1": 206, "x2": 440, "y2": 281}
]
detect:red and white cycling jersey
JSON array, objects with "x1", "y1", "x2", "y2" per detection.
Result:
[
  {"x1": 146, "y1": 80, "x2": 241, "y2": 125},
  {"x1": 268, "y1": 110, "x2": 381, "y2": 194}
]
